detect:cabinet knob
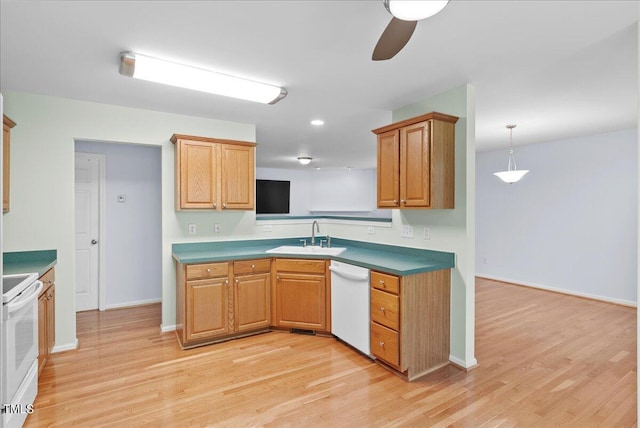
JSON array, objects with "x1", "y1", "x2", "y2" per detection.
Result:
[
  {"x1": 213, "y1": 203, "x2": 217, "y2": 208},
  {"x1": 380, "y1": 307, "x2": 385, "y2": 313},
  {"x1": 276, "y1": 275, "x2": 280, "y2": 281},
  {"x1": 379, "y1": 280, "x2": 385, "y2": 288},
  {"x1": 379, "y1": 341, "x2": 385, "y2": 348},
  {"x1": 207, "y1": 268, "x2": 212, "y2": 273},
  {"x1": 235, "y1": 279, "x2": 239, "y2": 284},
  {"x1": 225, "y1": 279, "x2": 229, "y2": 285},
  {"x1": 251, "y1": 264, "x2": 255, "y2": 269},
  {"x1": 222, "y1": 203, "x2": 226, "y2": 209},
  {"x1": 393, "y1": 200, "x2": 399, "y2": 205},
  {"x1": 400, "y1": 199, "x2": 406, "y2": 204}
]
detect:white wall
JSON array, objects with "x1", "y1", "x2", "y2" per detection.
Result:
[
  {"x1": 476, "y1": 129, "x2": 638, "y2": 305},
  {"x1": 256, "y1": 167, "x2": 386, "y2": 216},
  {"x1": 75, "y1": 141, "x2": 162, "y2": 308},
  {"x1": 328, "y1": 84, "x2": 478, "y2": 368}
]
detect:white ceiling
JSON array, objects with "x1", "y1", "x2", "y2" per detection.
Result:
[{"x1": 1, "y1": 1, "x2": 637, "y2": 170}]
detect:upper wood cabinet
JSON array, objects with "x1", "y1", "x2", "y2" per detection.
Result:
[
  {"x1": 3, "y1": 115, "x2": 16, "y2": 213},
  {"x1": 170, "y1": 134, "x2": 256, "y2": 211},
  {"x1": 372, "y1": 112, "x2": 458, "y2": 209}
]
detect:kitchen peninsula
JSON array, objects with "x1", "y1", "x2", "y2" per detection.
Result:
[{"x1": 173, "y1": 237, "x2": 454, "y2": 380}]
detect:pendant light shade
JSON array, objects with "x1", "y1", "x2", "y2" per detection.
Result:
[{"x1": 494, "y1": 124, "x2": 529, "y2": 184}]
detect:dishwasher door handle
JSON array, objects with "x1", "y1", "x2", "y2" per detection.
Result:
[{"x1": 329, "y1": 266, "x2": 369, "y2": 282}]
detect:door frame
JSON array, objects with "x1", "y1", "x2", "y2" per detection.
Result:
[{"x1": 74, "y1": 151, "x2": 106, "y2": 311}]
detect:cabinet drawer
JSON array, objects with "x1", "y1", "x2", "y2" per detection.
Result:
[
  {"x1": 274, "y1": 258, "x2": 325, "y2": 274},
  {"x1": 370, "y1": 288, "x2": 400, "y2": 331},
  {"x1": 234, "y1": 259, "x2": 271, "y2": 275},
  {"x1": 370, "y1": 322, "x2": 400, "y2": 368},
  {"x1": 371, "y1": 271, "x2": 399, "y2": 295},
  {"x1": 186, "y1": 262, "x2": 229, "y2": 280},
  {"x1": 39, "y1": 268, "x2": 55, "y2": 288}
]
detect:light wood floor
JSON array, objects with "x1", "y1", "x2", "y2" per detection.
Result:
[{"x1": 26, "y1": 278, "x2": 636, "y2": 427}]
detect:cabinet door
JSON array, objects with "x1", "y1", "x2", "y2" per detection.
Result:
[
  {"x1": 220, "y1": 143, "x2": 254, "y2": 210},
  {"x1": 47, "y1": 285, "x2": 55, "y2": 354},
  {"x1": 186, "y1": 278, "x2": 231, "y2": 341},
  {"x1": 178, "y1": 140, "x2": 218, "y2": 209},
  {"x1": 235, "y1": 273, "x2": 270, "y2": 332},
  {"x1": 38, "y1": 292, "x2": 48, "y2": 373},
  {"x1": 3, "y1": 116, "x2": 15, "y2": 213},
  {"x1": 400, "y1": 121, "x2": 431, "y2": 207},
  {"x1": 275, "y1": 273, "x2": 326, "y2": 330},
  {"x1": 377, "y1": 130, "x2": 400, "y2": 208}
]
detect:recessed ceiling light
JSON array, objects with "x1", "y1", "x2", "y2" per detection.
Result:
[{"x1": 310, "y1": 119, "x2": 324, "y2": 126}]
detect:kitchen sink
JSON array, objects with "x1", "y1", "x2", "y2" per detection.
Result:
[{"x1": 266, "y1": 245, "x2": 346, "y2": 256}]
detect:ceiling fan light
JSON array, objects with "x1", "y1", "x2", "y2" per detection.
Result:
[
  {"x1": 297, "y1": 156, "x2": 313, "y2": 165},
  {"x1": 494, "y1": 170, "x2": 529, "y2": 184},
  {"x1": 119, "y1": 51, "x2": 287, "y2": 104},
  {"x1": 384, "y1": 0, "x2": 450, "y2": 21}
]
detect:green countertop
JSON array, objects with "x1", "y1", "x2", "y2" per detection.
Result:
[
  {"x1": 3, "y1": 249, "x2": 58, "y2": 277},
  {"x1": 173, "y1": 238, "x2": 454, "y2": 276}
]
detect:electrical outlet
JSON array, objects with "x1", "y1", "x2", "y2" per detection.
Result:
[
  {"x1": 188, "y1": 224, "x2": 196, "y2": 235},
  {"x1": 262, "y1": 224, "x2": 273, "y2": 232},
  {"x1": 214, "y1": 223, "x2": 221, "y2": 234},
  {"x1": 401, "y1": 225, "x2": 414, "y2": 238},
  {"x1": 423, "y1": 227, "x2": 430, "y2": 240},
  {"x1": 367, "y1": 227, "x2": 375, "y2": 235}
]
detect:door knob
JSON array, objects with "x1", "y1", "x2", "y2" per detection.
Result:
[{"x1": 91, "y1": 239, "x2": 98, "y2": 245}]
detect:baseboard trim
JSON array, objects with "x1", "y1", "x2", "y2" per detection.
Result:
[
  {"x1": 52, "y1": 338, "x2": 79, "y2": 354},
  {"x1": 160, "y1": 324, "x2": 177, "y2": 333},
  {"x1": 476, "y1": 275, "x2": 637, "y2": 308},
  {"x1": 449, "y1": 355, "x2": 478, "y2": 371},
  {"x1": 105, "y1": 298, "x2": 162, "y2": 310}
]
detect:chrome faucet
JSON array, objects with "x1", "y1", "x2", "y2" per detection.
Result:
[{"x1": 311, "y1": 220, "x2": 320, "y2": 246}]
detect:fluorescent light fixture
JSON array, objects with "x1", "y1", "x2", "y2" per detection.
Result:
[
  {"x1": 297, "y1": 156, "x2": 313, "y2": 165},
  {"x1": 119, "y1": 51, "x2": 287, "y2": 105},
  {"x1": 310, "y1": 119, "x2": 324, "y2": 126},
  {"x1": 494, "y1": 125, "x2": 529, "y2": 184},
  {"x1": 384, "y1": 0, "x2": 450, "y2": 21}
]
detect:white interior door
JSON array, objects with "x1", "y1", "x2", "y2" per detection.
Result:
[{"x1": 75, "y1": 153, "x2": 102, "y2": 311}]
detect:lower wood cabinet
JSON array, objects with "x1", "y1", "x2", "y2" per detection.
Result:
[
  {"x1": 38, "y1": 268, "x2": 55, "y2": 374},
  {"x1": 234, "y1": 259, "x2": 271, "y2": 332},
  {"x1": 272, "y1": 258, "x2": 330, "y2": 332},
  {"x1": 370, "y1": 269, "x2": 451, "y2": 381},
  {"x1": 175, "y1": 259, "x2": 271, "y2": 348}
]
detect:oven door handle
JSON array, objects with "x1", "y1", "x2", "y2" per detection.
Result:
[{"x1": 5, "y1": 280, "x2": 43, "y2": 316}]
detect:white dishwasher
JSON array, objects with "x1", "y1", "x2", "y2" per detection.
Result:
[{"x1": 330, "y1": 260, "x2": 371, "y2": 357}]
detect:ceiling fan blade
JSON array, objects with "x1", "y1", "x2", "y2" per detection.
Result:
[{"x1": 372, "y1": 17, "x2": 417, "y2": 61}]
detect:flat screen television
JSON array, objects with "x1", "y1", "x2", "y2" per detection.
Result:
[{"x1": 256, "y1": 179, "x2": 290, "y2": 214}]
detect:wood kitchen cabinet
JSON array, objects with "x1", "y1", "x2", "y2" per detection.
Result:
[
  {"x1": 372, "y1": 112, "x2": 458, "y2": 209},
  {"x1": 370, "y1": 268, "x2": 450, "y2": 381},
  {"x1": 38, "y1": 268, "x2": 55, "y2": 374},
  {"x1": 233, "y1": 259, "x2": 271, "y2": 332},
  {"x1": 3, "y1": 115, "x2": 16, "y2": 213},
  {"x1": 175, "y1": 259, "x2": 272, "y2": 349},
  {"x1": 273, "y1": 259, "x2": 330, "y2": 332},
  {"x1": 170, "y1": 134, "x2": 255, "y2": 211}
]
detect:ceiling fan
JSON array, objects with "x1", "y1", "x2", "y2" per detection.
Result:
[{"x1": 372, "y1": 0, "x2": 450, "y2": 61}]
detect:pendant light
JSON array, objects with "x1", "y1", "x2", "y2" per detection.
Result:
[{"x1": 494, "y1": 124, "x2": 529, "y2": 184}]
